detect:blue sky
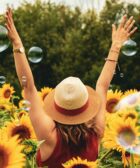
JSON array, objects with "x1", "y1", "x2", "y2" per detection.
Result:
[{"x1": 0, "y1": 0, "x2": 139, "y2": 14}]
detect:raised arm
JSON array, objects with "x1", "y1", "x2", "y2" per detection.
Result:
[
  {"x1": 96, "y1": 15, "x2": 137, "y2": 94},
  {"x1": 5, "y1": 8, "x2": 56, "y2": 141},
  {"x1": 94, "y1": 15, "x2": 137, "y2": 137}
]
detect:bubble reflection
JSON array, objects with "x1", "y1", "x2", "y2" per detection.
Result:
[
  {"x1": 20, "y1": 100, "x2": 31, "y2": 112},
  {"x1": 28, "y1": 46, "x2": 43, "y2": 63},
  {"x1": 0, "y1": 76, "x2": 6, "y2": 84},
  {"x1": 0, "y1": 25, "x2": 10, "y2": 52},
  {"x1": 114, "y1": 92, "x2": 140, "y2": 111},
  {"x1": 121, "y1": 39, "x2": 137, "y2": 57}
]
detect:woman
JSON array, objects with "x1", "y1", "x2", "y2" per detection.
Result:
[{"x1": 5, "y1": 8, "x2": 137, "y2": 168}]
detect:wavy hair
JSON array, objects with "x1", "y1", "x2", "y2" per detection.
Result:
[{"x1": 55, "y1": 121, "x2": 95, "y2": 151}]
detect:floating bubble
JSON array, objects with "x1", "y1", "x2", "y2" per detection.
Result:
[
  {"x1": 120, "y1": 73, "x2": 124, "y2": 78},
  {"x1": 0, "y1": 76, "x2": 6, "y2": 84},
  {"x1": 121, "y1": 39, "x2": 137, "y2": 56},
  {"x1": 20, "y1": 100, "x2": 31, "y2": 112},
  {"x1": 126, "y1": 135, "x2": 140, "y2": 155},
  {"x1": 117, "y1": 128, "x2": 136, "y2": 149},
  {"x1": 28, "y1": 46, "x2": 43, "y2": 63},
  {"x1": 0, "y1": 25, "x2": 10, "y2": 52},
  {"x1": 117, "y1": 129, "x2": 140, "y2": 156},
  {"x1": 128, "y1": 142, "x2": 140, "y2": 155},
  {"x1": 114, "y1": 92, "x2": 140, "y2": 111}
]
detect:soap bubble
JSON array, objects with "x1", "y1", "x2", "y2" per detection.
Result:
[
  {"x1": 28, "y1": 46, "x2": 43, "y2": 63},
  {"x1": 117, "y1": 128, "x2": 137, "y2": 149},
  {"x1": 0, "y1": 25, "x2": 10, "y2": 52},
  {"x1": 121, "y1": 39, "x2": 137, "y2": 57},
  {"x1": 128, "y1": 143, "x2": 140, "y2": 155},
  {"x1": 117, "y1": 128, "x2": 140, "y2": 155},
  {"x1": 20, "y1": 100, "x2": 31, "y2": 112},
  {"x1": 114, "y1": 92, "x2": 140, "y2": 111},
  {"x1": 0, "y1": 76, "x2": 6, "y2": 84},
  {"x1": 120, "y1": 73, "x2": 124, "y2": 78}
]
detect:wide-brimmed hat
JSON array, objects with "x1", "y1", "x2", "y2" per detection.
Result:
[{"x1": 44, "y1": 77, "x2": 101, "y2": 125}]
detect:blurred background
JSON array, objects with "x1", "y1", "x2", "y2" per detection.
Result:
[{"x1": 0, "y1": 0, "x2": 140, "y2": 94}]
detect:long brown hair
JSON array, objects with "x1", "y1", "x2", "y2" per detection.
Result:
[{"x1": 55, "y1": 121, "x2": 94, "y2": 151}]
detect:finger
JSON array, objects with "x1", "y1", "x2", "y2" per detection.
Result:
[
  {"x1": 124, "y1": 16, "x2": 134, "y2": 29},
  {"x1": 6, "y1": 9, "x2": 13, "y2": 24},
  {"x1": 118, "y1": 15, "x2": 127, "y2": 29},
  {"x1": 5, "y1": 15, "x2": 12, "y2": 25},
  {"x1": 126, "y1": 20, "x2": 135, "y2": 32},
  {"x1": 112, "y1": 24, "x2": 116, "y2": 33},
  {"x1": 9, "y1": 7, "x2": 13, "y2": 18},
  {"x1": 6, "y1": 8, "x2": 10, "y2": 17},
  {"x1": 5, "y1": 23, "x2": 10, "y2": 32},
  {"x1": 128, "y1": 27, "x2": 137, "y2": 36}
]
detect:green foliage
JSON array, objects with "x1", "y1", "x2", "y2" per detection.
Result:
[
  {"x1": 0, "y1": 0, "x2": 140, "y2": 95},
  {"x1": 98, "y1": 147, "x2": 124, "y2": 168}
]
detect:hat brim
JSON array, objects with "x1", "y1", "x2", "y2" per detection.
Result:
[{"x1": 43, "y1": 86, "x2": 101, "y2": 125}]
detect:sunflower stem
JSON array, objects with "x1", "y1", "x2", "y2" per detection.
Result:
[
  {"x1": 130, "y1": 153, "x2": 135, "y2": 168},
  {"x1": 99, "y1": 149, "x2": 113, "y2": 162},
  {"x1": 31, "y1": 156, "x2": 35, "y2": 168},
  {"x1": 11, "y1": 97, "x2": 15, "y2": 118}
]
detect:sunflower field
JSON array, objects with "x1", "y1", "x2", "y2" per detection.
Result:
[{"x1": 0, "y1": 83, "x2": 140, "y2": 168}]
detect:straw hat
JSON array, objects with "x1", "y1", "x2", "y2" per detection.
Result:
[{"x1": 44, "y1": 77, "x2": 101, "y2": 125}]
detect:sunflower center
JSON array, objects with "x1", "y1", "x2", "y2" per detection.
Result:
[
  {"x1": 0, "y1": 147, "x2": 8, "y2": 167},
  {"x1": 0, "y1": 105, "x2": 6, "y2": 110},
  {"x1": 4, "y1": 89, "x2": 11, "y2": 98},
  {"x1": 106, "y1": 98, "x2": 118, "y2": 113},
  {"x1": 125, "y1": 114, "x2": 136, "y2": 120},
  {"x1": 118, "y1": 126, "x2": 136, "y2": 147},
  {"x1": 11, "y1": 125, "x2": 31, "y2": 140},
  {"x1": 72, "y1": 164, "x2": 89, "y2": 168}
]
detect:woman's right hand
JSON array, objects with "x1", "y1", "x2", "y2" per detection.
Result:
[{"x1": 5, "y1": 8, "x2": 22, "y2": 45}]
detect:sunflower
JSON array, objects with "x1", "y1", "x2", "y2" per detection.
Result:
[
  {"x1": 121, "y1": 151, "x2": 140, "y2": 167},
  {"x1": 102, "y1": 117, "x2": 140, "y2": 167},
  {"x1": 5, "y1": 115, "x2": 36, "y2": 142},
  {"x1": 103, "y1": 117, "x2": 139, "y2": 150},
  {"x1": 18, "y1": 110, "x2": 28, "y2": 118},
  {"x1": 0, "y1": 131, "x2": 25, "y2": 168},
  {"x1": 22, "y1": 139, "x2": 37, "y2": 158},
  {"x1": 122, "y1": 89, "x2": 138, "y2": 98},
  {"x1": 118, "y1": 108, "x2": 138, "y2": 122},
  {"x1": 106, "y1": 89, "x2": 123, "y2": 113},
  {"x1": 62, "y1": 157, "x2": 97, "y2": 168},
  {"x1": 105, "y1": 112, "x2": 119, "y2": 126},
  {"x1": 40, "y1": 87, "x2": 53, "y2": 101},
  {"x1": 0, "y1": 83, "x2": 15, "y2": 100},
  {"x1": 0, "y1": 98, "x2": 11, "y2": 111}
]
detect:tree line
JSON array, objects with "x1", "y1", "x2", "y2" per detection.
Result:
[{"x1": 0, "y1": 0, "x2": 140, "y2": 94}]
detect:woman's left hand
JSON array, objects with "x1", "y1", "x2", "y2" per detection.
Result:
[{"x1": 112, "y1": 15, "x2": 137, "y2": 47}]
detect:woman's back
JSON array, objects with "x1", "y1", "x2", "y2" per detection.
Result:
[{"x1": 36, "y1": 128, "x2": 98, "y2": 168}]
